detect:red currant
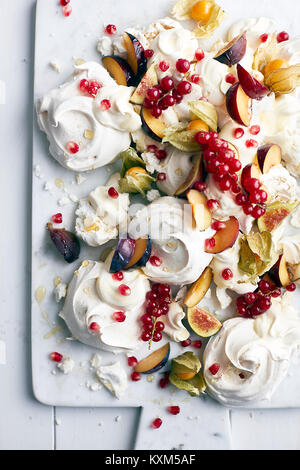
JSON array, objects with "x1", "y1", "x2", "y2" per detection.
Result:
[
  {"x1": 160, "y1": 76, "x2": 174, "y2": 91},
  {"x1": 286, "y1": 283, "x2": 296, "y2": 292},
  {"x1": 176, "y1": 59, "x2": 190, "y2": 73},
  {"x1": 128, "y1": 356, "x2": 138, "y2": 367},
  {"x1": 151, "y1": 104, "x2": 162, "y2": 118},
  {"x1": 277, "y1": 31, "x2": 289, "y2": 43},
  {"x1": 177, "y1": 81, "x2": 192, "y2": 95},
  {"x1": 194, "y1": 181, "x2": 207, "y2": 192},
  {"x1": 222, "y1": 268, "x2": 233, "y2": 280},
  {"x1": 131, "y1": 372, "x2": 141, "y2": 382}
]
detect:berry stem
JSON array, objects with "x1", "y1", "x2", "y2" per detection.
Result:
[{"x1": 148, "y1": 317, "x2": 158, "y2": 350}]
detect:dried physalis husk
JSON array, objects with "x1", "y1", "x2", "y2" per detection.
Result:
[
  {"x1": 253, "y1": 34, "x2": 279, "y2": 73},
  {"x1": 264, "y1": 64, "x2": 300, "y2": 94}
]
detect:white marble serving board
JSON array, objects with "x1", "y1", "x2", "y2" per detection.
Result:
[{"x1": 32, "y1": 0, "x2": 300, "y2": 415}]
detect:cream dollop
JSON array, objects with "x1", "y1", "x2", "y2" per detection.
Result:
[
  {"x1": 93, "y1": 85, "x2": 141, "y2": 132},
  {"x1": 260, "y1": 164, "x2": 299, "y2": 204},
  {"x1": 60, "y1": 260, "x2": 150, "y2": 353},
  {"x1": 156, "y1": 149, "x2": 194, "y2": 196},
  {"x1": 36, "y1": 62, "x2": 131, "y2": 172},
  {"x1": 193, "y1": 56, "x2": 229, "y2": 106},
  {"x1": 160, "y1": 301, "x2": 190, "y2": 342},
  {"x1": 279, "y1": 235, "x2": 300, "y2": 265},
  {"x1": 75, "y1": 181, "x2": 129, "y2": 247},
  {"x1": 203, "y1": 294, "x2": 300, "y2": 406},
  {"x1": 204, "y1": 175, "x2": 254, "y2": 234},
  {"x1": 128, "y1": 197, "x2": 214, "y2": 285},
  {"x1": 211, "y1": 234, "x2": 258, "y2": 295}
]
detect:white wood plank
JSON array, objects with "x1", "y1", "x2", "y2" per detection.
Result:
[
  {"x1": 55, "y1": 407, "x2": 141, "y2": 450},
  {"x1": 231, "y1": 409, "x2": 300, "y2": 450},
  {"x1": 0, "y1": 0, "x2": 53, "y2": 450}
]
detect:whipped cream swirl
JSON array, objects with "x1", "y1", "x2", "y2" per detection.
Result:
[
  {"x1": 128, "y1": 197, "x2": 214, "y2": 285},
  {"x1": 203, "y1": 294, "x2": 300, "y2": 406},
  {"x1": 60, "y1": 260, "x2": 149, "y2": 352},
  {"x1": 37, "y1": 62, "x2": 131, "y2": 172}
]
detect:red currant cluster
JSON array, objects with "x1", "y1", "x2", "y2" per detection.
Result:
[
  {"x1": 239, "y1": 175, "x2": 267, "y2": 219},
  {"x1": 141, "y1": 284, "x2": 171, "y2": 343},
  {"x1": 144, "y1": 75, "x2": 192, "y2": 119},
  {"x1": 196, "y1": 131, "x2": 242, "y2": 190},
  {"x1": 79, "y1": 78, "x2": 102, "y2": 98},
  {"x1": 236, "y1": 279, "x2": 281, "y2": 318}
]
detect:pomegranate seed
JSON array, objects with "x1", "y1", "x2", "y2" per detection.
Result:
[
  {"x1": 194, "y1": 181, "x2": 207, "y2": 192},
  {"x1": 191, "y1": 74, "x2": 201, "y2": 84},
  {"x1": 145, "y1": 49, "x2": 154, "y2": 58},
  {"x1": 147, "y1": 144, "x2": 158, "y2": 153},
  {"x1": 157, "y1": 172, "x2": 166, "y2": 181},
  {"x1": 159, "y1": 372, "x2": 170, "y2": 388},
  {"x1": 149, "y1": 256, "x2": 162, "y2": 267},
  {"x1": 209, "y1": 363, "x2": 220, "y2": 375},
  {"x1": 211, "y1": 220, "x2": 226, "y2": 231},
  {"x1": 131, "y1": 371, "x2": 141, "y2": 382},
  {"x1": 112, "y1": 271, "x2": 124, "y2": 281},
  {"x1": 159, "y1": 61, "x2": 169, "y2": 72},
  {"x1": 192, "y1": 340, "x2": 202, "y2": 349},
  {"x1": 66, "y1": 141, "x2": 79, "y2": 154},
  {"x1": 60, "y1": 0, "x2": 70, "y2": 5},
  {"x1": 105, "y1": 24, "x2": 117, "y2": 35},
  {"x1": 207, "y1": 199, "x2": 220, "y2": 211},
  {"x1": 239, "y1": 373, "x2": 245, "y2": 379},
  {"x1": 177, "y1": 81, "x2": 192, "y2": 95},
  {"x1": 286, "y1": 283, "x2": 296, "y2": 292},
  {"x1": 168, "y1": 406, "x2": 180, "y2": 415},
  {"x1": 233, "y1": 128, "x2": 244, "y2": 139},
  {"x1": 112, "y1": 311, "x2": 126, "y2": 322},
  {"x1": 108, "y1": 186, "x2": 119, "y2": 198},
  {"x1": 89, "y1": 322, "x2": 101, "y2": 332},
  {"x1": 49, "y1": 352, "x2": 63, "y2": 363},
  {"x1": 52, "y1": 213, "x2": 62, "y2": 224},
  {"x1": 260, "y1": 33, "x2": 268, "y2": 43},
  {"x1": 176, "y1": 59, "x2": 190, "y2": 73},
  {"x1": 222, "y1": 268, "x2": 233, "y2": 280},
  {"x1": 205, "y1": 238, "x2": 216, "y2": 251},
  {"x1": 277, "y1": 31, "x2": 289, "y2": 43},
  {"x1": 225, "y1": 73, "x2": 236, "y2": 84},
  {"x1": 118, "y1": 284, "x2": 131, "y2": 296},
  {"x1": 156, "y1": 149, "x2": 167, "y2": 160},
  {"x1": 79, "y1": 79, "x2": 89, "y2": 93},
  {"x1": 245, "y1": 139, "x2": 258, "y2": 148},
  {"x1": 250, "y1": 125, "x2": 260, "y2": 135},
  {"x1": 62, "y1": 5, "x2": 72, "y2": 16},
  {"x1": 271, "y1": 288, "x2": 281, "y2": 298},
  {"x1": 181, "y1": 339, "x2": 192, "y2": 347},
  {"x1": 152, "y1": 418, "x2": 162, "y2": 429},
  {"x1": 88, "y1": 80, "x2": 102, "y2": 97},
  {"x1": 195, "y1": 48, "x2": 205, "y2": 61},
  {"x1": 100, "y1": 99, "x2": 111, "y2": 111},
  {"x1": 151, "y1": 104, "x2": 162, "y2": 118},
  {"x1": 128, "y1": 356, "x2": 138, "y2": 367}
]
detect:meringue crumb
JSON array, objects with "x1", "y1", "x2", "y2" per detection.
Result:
[
  {"x1": 55, "y1": 418, "x2": 61, "y2": 425},
  {"x1": 76, "y1": 174, "x2": 86, "y2": 185},
  {"x1": 49, "y1": 61, "x2": 61, "y2": 73},
  {"x1": 115, "y1": 416, "x2": 122, "y2": 423},
  {"x1": 84, "y1": 129, "x2": 94, "y2": 140},
  {"x1": 147, "y1": 374, "x2": 155, "y2": 383},
  {"x1": 58, "y1": 196, "x2": 70, "y2": 207}
]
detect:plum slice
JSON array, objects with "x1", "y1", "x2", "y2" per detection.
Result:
[
  {"x1": 237, "y1": 64, "x2": 269, "y2": 100},
  {"x1": 141, "y1": 106, "x2": 166, "y2": 142},
  {"x1": 268, "y1": 254, "x2": 291, "y2": 287},
  {"x1": 134, "y1": 343, "x2": 170, "y2": 374},
  {"x1": 123, "y1": 32, "x2": 147, "y2": 85},
  {"x1": 47, "y1": 223, "x2": 80, "y2": 263},
  {"x1": 102, "y1": 55, "x2": 135, "y2": 86},
  {"x1": 184, "y1": 267, "x2": 213, "y2": 308},
  {"x1": 175, "y1": 157, "x2": 203, "y2": 196},
  {"x1": 204, "y1": 216, "x2": 239, "y2": 254},
  {"x1": 124, "y1": 236, "x2": 151, "y2": 269},
  {"x1": 226, "y1": 83, "x2": 252, "y2": 127},
  {"x1": 214, "y1": 33, "x2": 247, "y2": 66},
  {"x1": 186, "y1": 190, "x2": 212, "y2": 231},
  {"x1": 109, "y1": 236, "x2": 136, "y2": 273},
  {"x1": 256, "y1": 144, "x2": 282, "y2": 174}
]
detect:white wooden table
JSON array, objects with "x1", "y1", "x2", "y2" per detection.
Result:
[{"x1": 1, "y1": 0, "x2": 300, "y2": 450}]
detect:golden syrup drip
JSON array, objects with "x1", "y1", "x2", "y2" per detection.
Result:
[{"x1": 35, "y1": 286, "x2": 46, "y2": 304}]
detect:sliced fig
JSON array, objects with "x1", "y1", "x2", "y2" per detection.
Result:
[
  {"x1": 257, "y1": 201, "x2": 299, "y2": 233},
  {"x1": 124, "y1": 236, "x2": 151, "y2": 269},
  {"x1": 134, "y1": 343, "x2": 170, "y2": 374},
  {"x1": 237, "y1": 64, "x2": 269, "y2": 100},
  {"x1": 141, "y1": 106, "x2": 166, "y2": 142},
  {"x1": 47, "y1": 223, "x2": 80, "y2": 264},
  {"x1": 226, "y1": 83, "x2": 252, "y2": 127},
  {"x1": 109, "y1": 235, "x2": 136, "y2": 273},
  {"x1": 174, "y1": 157, "x2": 203, "y2": 196},
  {"x1": 102, "y1": 55, "x2": 135, "y2": 86},
  {"x1": 123, "y1": 32, "x2": 147, "y2": 84},
  {"x1": 130, "y1": 63, "x2": 158, "y2": 105},
  {"x1": 187, "y1": 306, "x2": 222, "y2": 337},
  {"x1": 214, "y1": 32, "x2": 247, "y2": 66},
  {"x1": 184, "y1": 267, "x2": 212, "y2": 308}
]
